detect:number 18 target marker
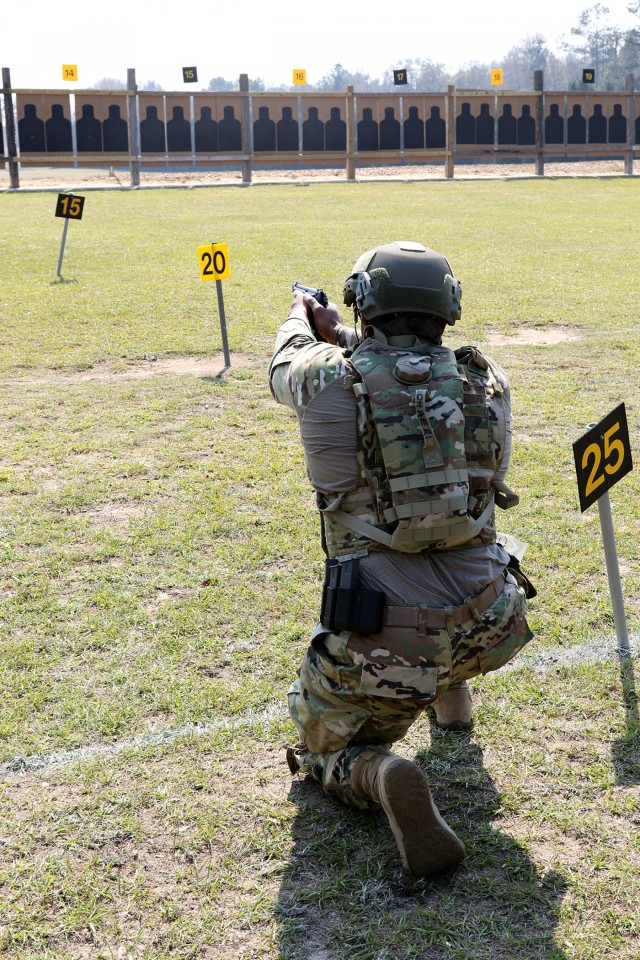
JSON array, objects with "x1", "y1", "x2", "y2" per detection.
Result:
[{"x1": 198, "y1": 243, "x2": 231, "y2": 368}]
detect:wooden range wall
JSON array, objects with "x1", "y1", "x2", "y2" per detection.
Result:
[{"x1": 2, "y1": 69, "x2": 638, "y2": 187}]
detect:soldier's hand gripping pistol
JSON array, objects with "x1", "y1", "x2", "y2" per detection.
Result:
[
  {"x1": 292, "y1": 282, "x2": 329, "y2": 340},
  {"x1": 292, "y1": 282, "x2": 329, "y2": 308}
]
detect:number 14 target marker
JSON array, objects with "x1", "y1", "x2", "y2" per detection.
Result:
[
  {"x1": 198, "y1": 243, "x2": 231, "y2": 369},
  {"x1": 573, "y1": 403, "x2": 633, "y2": 650}
]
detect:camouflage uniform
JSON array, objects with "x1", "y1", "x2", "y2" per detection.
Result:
[{"x1": 270, "y1": 312, "x2": 532, "y2": 810}]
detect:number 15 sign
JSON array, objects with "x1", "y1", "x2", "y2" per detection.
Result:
[{"x1": 573, "y1": 403, "x2": 633, "y2": 512}]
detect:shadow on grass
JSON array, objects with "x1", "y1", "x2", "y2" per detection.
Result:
[
  {"x1": 276, "y1": 729, "x2": 568, "y2": 960},
  {"x1": 612, "y1": 646, "x2": 640, "y2": 786},
  {"x1": 51, "y1": 276, "x2": 78, "y2": 285}
]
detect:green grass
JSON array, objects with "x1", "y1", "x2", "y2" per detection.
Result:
[{"x1": 0, "y1": 178, "x2": 638, "y2": 958}]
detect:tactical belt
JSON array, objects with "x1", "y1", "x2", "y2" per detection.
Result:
[{"x1": 383, "y1": 572, "x2": 506, "y2": 632}]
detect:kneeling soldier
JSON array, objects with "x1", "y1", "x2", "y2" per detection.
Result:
[{"x1": 269, "y1": 241, "x2": 534, "y2": 875}]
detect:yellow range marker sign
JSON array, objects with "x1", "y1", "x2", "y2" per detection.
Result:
[
  {"x1": 198, "y1": 243, "x2": 231, "y2": 281},
  {"x1": 55, "y1": 193, "x2": 85, "y2": 219},
  {"x1": 293, "y1": 69, "x2": 307, "y2": 86},
  {"x1": 573, "y1": 403, "x2": 633, "y2": 512},
  {"x1": 491, "y1": 69, "x2": 504, "y2": 86},
  {"x1": 62, "y1": 64, "x2": 78, "y2": 81}
]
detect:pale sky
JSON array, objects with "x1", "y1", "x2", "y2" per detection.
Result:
[{"x1": 3, "y1": 0, "x2": 638, "y2": 90}]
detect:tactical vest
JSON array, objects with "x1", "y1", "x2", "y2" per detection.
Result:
[{"x1": 320, "y1": 338, "x2": 509, "y2": 558}]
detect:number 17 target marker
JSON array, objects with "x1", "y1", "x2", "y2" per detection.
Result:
[{"x1": 198, "y1": 243, "x2": 231, "y2": 368}]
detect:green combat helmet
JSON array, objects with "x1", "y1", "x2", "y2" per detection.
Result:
[{"x1": 343, "y1": 240, "x2": 461, "y2": 326}]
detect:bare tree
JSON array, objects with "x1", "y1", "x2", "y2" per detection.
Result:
[
  {"x1": 563, "y1": 4, "x2": 623, "y2": 82},
  {"x1": 207, "y1": 76, "x2": 236, "y2": 91},
  {"x1": 392, "y1": 59, "x2": 450, "y2": 93},
  {"x1": 93, "y1": 77, "x2": 126, "y2": 90},
  {"x1": 502, "y1": 35, "x2": 550, "y2": 89},
  {"x1": 316, "y1": 64, "x2": 361, "y2": 92},
  {"x1": 139, "y1": 80, "x2": 163, "y2": 91},
  {"x1": 453, "y1": 62, "x2": 492, "y2": 89}
]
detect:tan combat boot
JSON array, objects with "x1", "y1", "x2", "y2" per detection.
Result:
[
  {"x1": 432, "y1": 681, "x2": 473, "y2": 731},
  {"x1": 351, "y1": 748, "x2": 466, "y2": 876}
]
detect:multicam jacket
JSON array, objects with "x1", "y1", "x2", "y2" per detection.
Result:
[{"x1": 269, "y1": 313, "x2": 514, "y2": 561}]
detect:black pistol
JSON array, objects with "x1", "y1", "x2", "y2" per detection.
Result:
[{"x1": 292, "y1": 281, "x2": 329, "y2": 308}]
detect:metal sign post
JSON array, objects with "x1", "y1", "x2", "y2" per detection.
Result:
[
  {"x1": 573, "y1": 403, "x2": 633, "y2": 652},
  {"x1": 596, "y1": 491, "x2": 630, "y2": 651},
  {"x1": 54, "y1": 193, "x2": 85, "y2": 279},
  {"x1": 197, "y1": 242, "x2": 231, "y2": 369},
  {"x1": 57, "y1": 217, "x2": 71, "y2": 279},
  {"x1": 215, "y1": 280, "x2": 231, "y2": 369}
]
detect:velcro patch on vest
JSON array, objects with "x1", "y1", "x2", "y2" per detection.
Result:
[{"x1": 413, "y1": 388, "x2": 445, "y2": 468}]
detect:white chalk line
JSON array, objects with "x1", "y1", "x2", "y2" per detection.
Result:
[
  {"x1": 0, "y1": 703, "x2": 287, "y2": 778},
  {"x1": 1, "y1": 634, "x2": 638, "y2": 778},
  {"x1": 501, "y1": 632, "x2": 639, "y2": 672}
]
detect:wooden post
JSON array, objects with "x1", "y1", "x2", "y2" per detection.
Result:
[
  {"x1": 2, "y1": 68, "x2": 20, "y2": 189},
  {"x1": 446, "y1": 85, "x2": 455, "y2": 179},
  {"x1": 239, "y1": 74, "x2": 252, "y2": 184},
  {"x1": 534, "y1": 70, "x2": 544, "y2": 177},
  {"x1": 625, "y1": 73, "x2": 634, "y2": 176},
  {"x1": 127, "y1": 69, "x2": 140, "y2": 187},
  {"x1": 346, "y1": 85, "x2": 355, "y2": 181}
]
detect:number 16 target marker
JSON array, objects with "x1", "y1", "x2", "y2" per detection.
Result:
[
  {"x1": 198, "y1": 243, "x2": 231, "y2": 369},
  {"x1": 573, "y1": 403, "x2": 633, "y2": 650}
]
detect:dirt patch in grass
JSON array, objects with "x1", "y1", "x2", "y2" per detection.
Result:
[
  {"x1": 83, "y1": 501, "x2": 147, "y2": 527},
  {"x1": 144, "y1": 585, "x2": 195, "y2": 616},
  {"x1": 486, "y1": 327, "x2": 582, "y2": 345},
  {"x1": 0, "y1": 353, "x2": 257, "y2": 386}
]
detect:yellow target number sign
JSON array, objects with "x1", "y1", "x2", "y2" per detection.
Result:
[
  {"x1": 198, "y1": 243, "x2": 231, "y2": 282},
  {"x1": 62, "y1": 64, "x2": 78, "y2": 81},
  {"x1": 55, "y1": 193, "x2": 85, "y2": 219},
  {"x1": 491, "y1": 69, "x2": 504, "y2": 86},
  {"x1": 573, "y1": 403, "x2": 633, "y2": 512},
  {"x1": 293, "y1": 69, "x2": 307, "y2": 86}
]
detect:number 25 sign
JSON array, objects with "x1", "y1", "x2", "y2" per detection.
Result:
[{"x1": 573, "y1": 403, "x2": 633, "y2": 512}]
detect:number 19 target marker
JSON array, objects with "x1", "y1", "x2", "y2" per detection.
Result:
[{"x1": 198, "y1": 243, "x2": 231, "y2": 368}]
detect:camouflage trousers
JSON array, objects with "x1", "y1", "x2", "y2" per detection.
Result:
[{"x1": 287, "y1": 572, "x2": 532, "y2": 811}]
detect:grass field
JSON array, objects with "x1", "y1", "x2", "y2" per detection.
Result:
[{"x1": 0, "y1": 177, "x2": 639, "y2": 959}]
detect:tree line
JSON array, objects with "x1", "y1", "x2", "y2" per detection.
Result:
[{"x1": 95, "y1": 4, "x2": 640, "y2": 94}]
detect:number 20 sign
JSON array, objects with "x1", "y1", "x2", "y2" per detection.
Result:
[
  {"x1": 198, "y1": 243, "x2": 231, "y2": 281},
  {"x1": 573, "y1": 403, "x2": 633, "y2": 512}
]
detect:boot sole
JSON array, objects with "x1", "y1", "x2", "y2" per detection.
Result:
[
  {"x1": 434, "y1": 718, "x2": 472, "y2": 731},
  {"x1": 379, "y1": 759, "x2": 466, "y2": 876}
]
